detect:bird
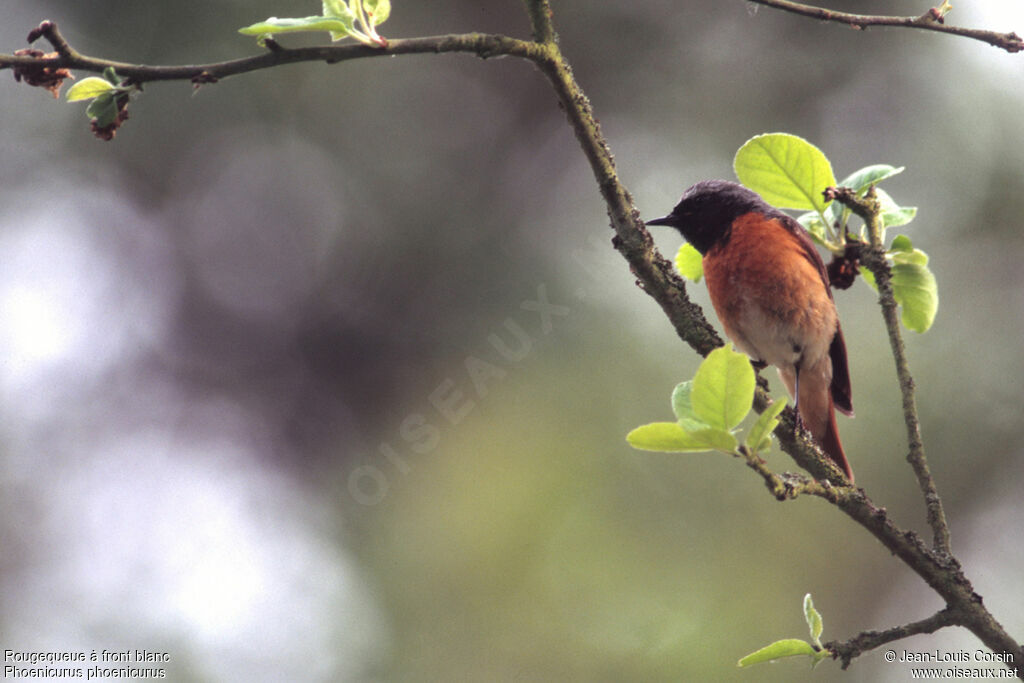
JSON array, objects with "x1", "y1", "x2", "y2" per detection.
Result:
[{"x1": 646, "y1": 179, "x2": 854, "y2": 481}]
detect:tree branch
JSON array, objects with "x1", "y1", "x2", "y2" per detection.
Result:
[
  {"x1": 523, "y1": 0, "x2": 557, "y2": 45},
  {"x1": 748, "y1": 0, "x2": 1024, "y2": 53},
  {"x1": 784, "y1": 469, "x2": 1021, "y2": 670},
  {"x1": 741, "y1": 398, "x2": 1021, "y2": 671},
  {"x1": 514, "y1": 7, "x2": 725, "y2": 359},
  {"x1": 826, "y1": 186, "x2": 951, "y2": 557},
  {"x1": 826, "y1": 607, "x2": 959, "y2": 669},
  {"x1": 1, "y1": 20, "x2": 544, "y2": 83}
]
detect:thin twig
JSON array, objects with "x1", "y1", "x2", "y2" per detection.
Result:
[
  {"x1": 826, "y1": 607, "x2": 960, "y2": 669},
  {"x1": 736, "y1": 443, "x2": 832, "y2": 500},
  {"x1": 523, "y1": 0, "x2": 557, "y2": 45},
  {"x1": 748, "y1": 0, "x2": 1024, "y2": 53},
  {"x1": 826, "y1": 186, "x2": 952, "y2": 558},
  {"x1": 1, "y1": 21, "x2": 544, "y2": 83}
]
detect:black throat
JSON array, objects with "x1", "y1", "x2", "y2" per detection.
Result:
[{"x1": 648, "y1": 180, "x2": 777, "y2": 255}]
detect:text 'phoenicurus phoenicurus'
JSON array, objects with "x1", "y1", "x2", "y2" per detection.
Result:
[{"x1": 647, "y1": 180, "x2": 854, "y2": 481}]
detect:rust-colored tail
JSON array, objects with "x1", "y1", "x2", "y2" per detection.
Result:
[
  {"x1": 781, "y1": 360, "x2": 855, "y2": 483},
  {"x1": 817, "y1": 396, "x2": 854, "y2": 483}
]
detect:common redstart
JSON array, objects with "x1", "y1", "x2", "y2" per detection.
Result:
[{"x1": 647, "y1": 180, "x2": 854, "y2": 481}]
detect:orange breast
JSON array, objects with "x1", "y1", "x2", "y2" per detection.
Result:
[{"x1": 701, "y1": 212, "x2": 836, "y2": 368}]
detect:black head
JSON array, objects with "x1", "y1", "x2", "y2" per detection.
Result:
[{"x1": 646, "y1": 180, "x2": 774, "y2": 254}]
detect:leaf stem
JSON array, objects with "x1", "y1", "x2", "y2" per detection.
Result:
[{"x1": 351, "y1": 0, "x2": 386, "y2": 47}]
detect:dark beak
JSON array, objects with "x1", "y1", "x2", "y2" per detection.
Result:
[{"x1": 645, "y1": 215, "x2": 676, "y2": 227}]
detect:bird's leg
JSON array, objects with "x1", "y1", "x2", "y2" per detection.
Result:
[{"x1": 793, "y1": 365, "x2": 805, "y2": 432}]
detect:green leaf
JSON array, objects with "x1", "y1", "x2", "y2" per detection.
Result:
[
  {"x1": 891, "y1": 262, "x2": 938, "y2": 332},
  {"x1": 671, "y1": 381, "x2": 709, "y2": 432},
  {"x1": 837, "y1": 164, "x2": 904, "y2": 194},
  {"x1": 102, "y1": 67, "x2": 121, "y2": 85},
  {"x1": 626, "y1": 422, "x2": 736, "y2": 453},
  {"x1": 66, "y1": 77, "x2": 116, "y2": 102},
  {"x1": 674, "y1": 242, "x2": 703, "y2": 282},
  {"x1": 796, "y1": 212, "x2": 828, "y2": 246},
  {"x1": 239, "y1": 15, "x2": 353, "y2": 37},
  {"x1": 85, "y1": 92, "x2": 119, "y2": 127},
  {"x1": 734, "y1": 133, "x2": 836, "y2": 213},
  {"x1": 745, "y1": 397, "x2": 788, "y2": 454},
  {"x1": 804, "y1": 594, "x2": 824, "y2": 648},
  {"x1": 691, "y1": 346, "x2": 755, "y2": 431},
  {"x1": 322, "y1": 0, "x2": 350, "y2": 17},
  {"x1": 875, "y1": 187, "x2": 917, "y2": 229},
  {"x1": 364, "y1": 0, "x2": 391, "y2": 25},
  {"x1": 881, "y1": 206, "x2": 918, "y2": 230},
  {"x1": 690, "y1": 427, "x2": 739, "y2": 452},
  {"x1": 860, "y1": 267, "x2": 877, "y2": 291},
  {"x1": 893, "y1": 248, "x2": 929, "y2": 267},
  {"x1": 737, "y1": 639, "x2": 817, "y2": 667},
  {"x1": 889, "y1": 234, "x2": 913, "y2": 253},
  {"x1": 321, "y1": 0, "x2": 357, "y2": 40}
]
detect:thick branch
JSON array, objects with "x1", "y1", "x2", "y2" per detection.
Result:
[
  {"x1": 742, "y1": 395, "x2": 1021, "y2": 671},
  {"x1": 793, "y1": 472, "x2": 1021, "y2": 670},
  {"x1": 827, "y1": 186, "x2": 951, "y2": 557},
  {"x1": 748, "y1": 0, "x2": 1024, "y2": 53},
  {"x1": 518, "y1": 11, "x2": 723, "y2": 358}
]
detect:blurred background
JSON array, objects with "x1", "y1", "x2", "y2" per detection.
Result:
[{"x1": 1, "y1": 1, "x2": 1022, "y2": 681}]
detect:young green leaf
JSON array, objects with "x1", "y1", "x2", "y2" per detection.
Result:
[
  {"x1": 745, "y1": 397, "x2": 788, "y2": 454},
  {"x1": 836, "y1": 164, "x2": 904, "y2": 194},
  {"x1": 890, "y1": 234, "x2": 914, "y2": 253},
  {"x1": 66, "y1": 77, "x2": 116, "y2": 103},
  {"x1": 102, "y1": 66, "x2": 121, "y2": 85},
  {"x1": 691, "y1": 346, "x2": 755, "y2": 432},
  {"x1": 85, "y1": 92, "x2": 119, "y2": 127},
  {"x1": 239, "y1": 16, "x2": 353, "y2": 38},
  {"x1": 893, "y1": 248, "x2": 929, "y2": 267},
  {"x1": 692, "y1": 427, "x2": 738, "y2": 452},
  {"x1": 804, "y1": 593, "x2": 824, "y2": 649},
  {"x1": 891, "y1": 262, "x2": 938, "y2": 332},
  {"x1": 734, "y1": 133, "x2": 836, "y2": 213},
  {"x1": 796, "y1": 212, "x2": 828, "y2": 246},
  {"x1": 875, "y1": 187, "x2": 917, "y2": 230},
  {"x1": 737, "y1": 639, "x2": 816, "y2": 667},
  {"x1": 626, "y1": 422, "x2": 736, "y2": 453},
  {"x1": 671, "y1": 381, "x2": 710, "y2": 432},
  {"x1": 674, "y1": 242, "x2": 703, "y2": 282},
  {"x1": 321, "y1": 0, "x2": 358, "y2": 40},
  {"x1": 860, "y1": 267, "x2": 877, "y2": 291},
  {"x1": 364, "y1": 0, "x2": 391, "y2": 25},
  {"x1": 322, "y1": 0, "x2": 350, "y2": 18}
]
